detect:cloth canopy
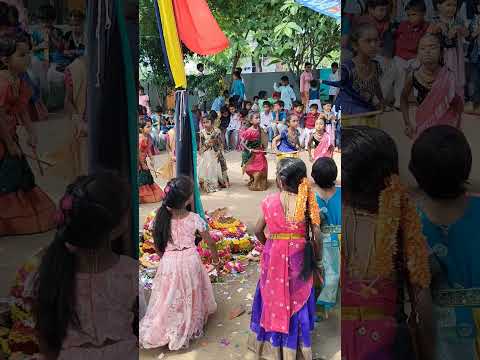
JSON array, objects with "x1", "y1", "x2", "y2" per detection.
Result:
[{"x1": 295, "y1": 0, "x2": 340, "y2": 19}]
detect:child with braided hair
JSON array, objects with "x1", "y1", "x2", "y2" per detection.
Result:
[{"x1": 140, "y1": 176, "x2": 220, "y2": 351}]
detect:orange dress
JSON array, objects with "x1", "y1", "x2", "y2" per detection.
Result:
[
  {"x1": 0, "y1": 72, "x2": 56, "y2": 236},
  {"x1": 138, "y1": 134, "x2": 164, "y2": 204}
]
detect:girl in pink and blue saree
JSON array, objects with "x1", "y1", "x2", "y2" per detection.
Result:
[{"x1": 247, "y1": 157, "x2": 322, "y2": 359}]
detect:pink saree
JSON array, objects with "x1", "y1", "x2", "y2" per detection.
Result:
[
  {"x1": 259, "y1": 193, "x2": 313, "y2": 334},
  {"x1": 415, "y1": 66, "x2": 462, "y2": 138},
  {"x1": 313, "y1": 131, "x2": 334, "y2": 160}
]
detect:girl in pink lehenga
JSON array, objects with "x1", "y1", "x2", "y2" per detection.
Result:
[
  {"x1": 400, "y1": 33, "x2": 463, "y2": 139},
  {"x1": 308, "y1": 117, "x2": 334, "y2": 162},
  {"x1": 140, "y1": 176, "x2": 221, "y2": 351},
  {"x1": 34, "y1": 172, "x2": 137, "y2": 360}
]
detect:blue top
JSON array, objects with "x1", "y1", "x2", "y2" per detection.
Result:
[
  {"x1": 420, "y1": 196, "x2": 480, "y2": 339},
  {"x1": 230, "y1": 79, "x2": 245, "y2": 99},
  {"x1": 211, "y1": 96, "x2": 225, "y2": 113},
  {"x1": 309, "y1": 88, "x2": 320, "y2": 100},
  {"x1": 277, "y1": 129, "x2": 299, "y2": 152},
  {"x1": 315, "y1": 188, "x2": 342, "y2": 245}
]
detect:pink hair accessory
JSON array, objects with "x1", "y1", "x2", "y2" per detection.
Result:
[
  {"x1": 60, "y1": 194, "x2": 74, "y2": 211},
  {"x1": 164, "y1": 185, "x2": 171, "y2": 195}
]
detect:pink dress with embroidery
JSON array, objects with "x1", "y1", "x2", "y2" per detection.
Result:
[
  {"x1": 59, "y1": 256, "x2": 138, "y2": 359},
  {"x1": 139, "y1": 212, "x2": 217, "y2": 350}
]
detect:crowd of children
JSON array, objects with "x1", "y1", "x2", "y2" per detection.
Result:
[{"x1": 337, "y1": 0, "x2": 476, "y2": 135}]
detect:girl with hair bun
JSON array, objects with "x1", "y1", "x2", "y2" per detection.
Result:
[
  {"x1": 0, "y1": 31, "x2": 56, "y2": 236},
  {"x1": 140, "y1": 176, "x2": 220, "y2": 351},
  {"x1": 35, "y1": 171, "x2": 137, "y2": 359},
  {"x1": 247, "y1": 157, "x2": 322, "y2": 358},
  {"x1": 341, "y1": 126, "x2": 434, "y2": 360}
]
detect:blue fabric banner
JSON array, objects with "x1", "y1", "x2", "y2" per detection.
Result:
[{"x1": 295, "y1": 0, "x2": 340, "y2": 19}]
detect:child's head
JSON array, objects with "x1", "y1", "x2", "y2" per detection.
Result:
[
  {"x1": 202, "y1": 111, "x2": 216, "y2": 129},
  {"x1": 139, "y1": 85, "x2": 145, "y2": 95},
  {"x1": 253, "y1": 95, "x2": 259, "y2": 103},
  {"x1": 280, "y1": 76, "x2": 289, "y2": 86},
  {"x1": 276, "y1": 157, "x2": 307, "y2": 192},
  {"x1": 36, "y1": 172, "x2": 130, "y2": 352},
  {"x1": 274, "y1": 100, "x2": 285, "y2": 111},
  {"x1": 0, "y1": 31, "x2": 32, "y2": 74},
  {"x1": 310, "y1": 79, "x2": 318, "y2": 89},
  {"x1": 239, "y1": 109, "x2": 249, "y2": 123},
  {"x1": 331, "y1": 62, "x2": 339, "y2": 73},
  {"x1": 409, "y1": 125, "x2": 471, "y2": 200},
  {"x1": 249, "y1": 111, "x2": 261, "y2": 126},
  {"x1": 350, "y1": 23, "x2": 379, "y2": 58},
  {"x1": 367, "y1": 0, "x2": 390, "y2": 21},
  {"x1": 220, "y1": 105, "x2": 229, "y2": 117},
  {"x1": 323, "y1": 102, "x2": 332, "y2": 113},
  {"x1": 258, "y1": 90, "x2": 268, "y2": 100},
  {"x1": 167, "y1": 108, "x2": 174, "y2": 116},
  {"x1": 233, "y1": 70, "x2": 241, "y2": 80},
  {"x1": 154, "y1": 176, "x2": 194, "y2": 254},
  {"x1": 38, "y1": 5, "x2": 56, "y2": 25},
  {"x1": 286, "y1": 114, "x2": 299, "y2": 129},
  {"x1": 244, "y1": 100, "x2": 252, "y2": 110},
  {"x1": 154, "y1": 105, "x2": 163, "y2": 114},
  {"x1": 434, "y1": 0, "x2": 457, "y2": 17},
  {"x1": 263, "y1": 101, "x2": 272, "y2": 113},
  {"x1": 405, "y1": 0, "x2": 427, "y2": 25},
  {"x1": 228, "y1": 104, "x2": 237, "y2": 114},
  {"x1": 315, "y1": 117, "x2": 326, "y2": 131},
  {"x1": 305, "y1": 62, "x2": 312, "y2": 72},
  {"x1": 139, "y1": 118, "x2": 152, "y2": 135},
  {"x1": 342, "y1": 126, "x2": 399, "y2": 212},
  {"x1": 310, "y1": 103, "x2": 319, "y2": 114},
  {"x1": 293, "y1": 101, "x2": 304, "y2": 113},
  {"x1": 197, "y1": 63, "x2": 204, "y2": 73},
  {"x1": 235, "y1": 67, "x2": 243, "y2": 74},
  {"x1": 69, "y1": 9, "x2": 85, "y2": 32},
  {"x1": 312, "y1": 157, "x2": 338, "y2": 189},
  {"x1": 417, "y1": 33, "x2": 442, "y2": 66}
]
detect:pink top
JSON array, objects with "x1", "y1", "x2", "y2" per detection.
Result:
[
  {"x1": 300, "y1": 71, "x2": 313, "y2": 93},
  {"x1": 259, "y1": 193, "x2": 312, "y2": 334},
  {"x1": 139, "y1": 94, "x2": 151, "y2": 116},
  {"x1": 62, "y1": 256, "x2": 137, "y2": 349},
  {"x1": 164, "y1": 212, "x2": 207, "y2": 252}
]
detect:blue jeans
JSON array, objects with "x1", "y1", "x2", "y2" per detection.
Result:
[{"x1": 226, "y1": 129, "x2": 238, "y2": 150}]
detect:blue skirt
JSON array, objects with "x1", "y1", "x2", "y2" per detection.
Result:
[{"x1": 249, "y1": 283, "x2": 315, "y2": 355}]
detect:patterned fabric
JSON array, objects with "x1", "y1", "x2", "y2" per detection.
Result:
[
  {"x1": 295, "y1": 0, "x2": 340, "y2": 19},
  {"x1": 139, "y1": 212, "x2": 217, "y2": 350},
  {"x1": 198, "y1": 128, "x2": 229, "y2": 192}
]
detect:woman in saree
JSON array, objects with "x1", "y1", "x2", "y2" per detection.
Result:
[
  {"x1": 311, "y1": 157, "x2": 341, "y2": 318},
  {"x1": 400, "y1": 33, "x2": 463, "y2": 139},
  {"x1": 410, "y1": 125, "x2": 480, "y2": 359},
  {"x1": 247, "y1": 157, "x2": 321, "y2": 359},
  {"x1": 342, "y1": 126, "x2": 435, "y2": 360},
  {"x1": 241, "y1": 112, "x2": 268, "y2": 191},
  {"x1": 198, "y1": 111, "x2": 230, "y2": 193},
  {"x1": 138, "y1": 119, "x2": 164, "y2": 204}
]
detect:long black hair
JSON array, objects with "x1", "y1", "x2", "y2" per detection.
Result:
[
  {"x1": 342, "y1": 126, "x2": 399, "y2": 212},
  {"x1": 277, "y1": 158, "x2": 317, "y2": 280},
  {"x1": 35, "y1": 171, "x2": 130, "y2": 353},
  {"x1": 410, "y1": 125, "x2": 471, "y2": 200},
  {"x1": 153, "y1": 176, "x2": 194, "y2": 254}
]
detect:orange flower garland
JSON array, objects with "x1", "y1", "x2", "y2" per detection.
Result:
[
  {"x1": 374, "y1": 175, "x2": 430, "y2": 288},
  {"x1": 294, "y1": 178, "x2": 321, "y2": 226}
]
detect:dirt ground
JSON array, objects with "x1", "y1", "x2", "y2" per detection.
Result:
[{"x1": 139, "y1": 151, "x2": 341, "y2": 360}]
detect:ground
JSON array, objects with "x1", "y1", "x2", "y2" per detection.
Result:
[{"x1": 139, "y1": 151, "x2": 341, "y2": 360}]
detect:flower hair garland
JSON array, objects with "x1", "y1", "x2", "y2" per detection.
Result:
[
  {"x1": 374, "y1": 175, "x2": 430, "y2": 288},
  {"x1": 294, "y1": 178, "x2": 321, "y2": 226}
]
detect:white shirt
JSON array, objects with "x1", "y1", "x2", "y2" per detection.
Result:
[
  {"x1": 260, "y1": 111, "x2": 274, "y2": 129},
  {"x1": 328, "y1": 72, "x2": 340, "y2": 96},
  {"x1": 273, "y1": 83, "x2": 296, "y2": 110},
  {"x1": 227, "y1": 113, "x2": 241, "y2": 131}
]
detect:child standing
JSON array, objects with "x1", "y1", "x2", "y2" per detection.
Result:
[
  {"x1": 466, "y1": 0, "x2": 480, "y2": 113},
  {"x1": 230, "y1": 70, "x2": 245, "y2": 108},
  {"x1": 219, "y1": 105, "x2": 231, "y2": 147},
  {"x1": 274, "y1": 76, "x2": 297, "y2": 111},
  {"x1": 225, "y1": 104, "x2": 241, "y2": 151},
  {"x1": 311, "y1": 157, "x2": 341, "y2": 317},
  {"x1": 309, "y1": 79, "x2": 322, "y2": 110},
  {"x1": 392, "y1": 0, "x2": 429, "y2": 108},
  {"x1": 328, "y1": 62, "x2": 340, "y2": 104},
  {"x1": 300, "y1": 62, "x2": 314, "y2": 108},
  {"x1": 35, "y1": 172, "x2": 137, "y2": 359},
  {"x1": 322, "y1": 102, "x2": 337, "y2": 149},
  {"x1": 308, "y1": 118, "x2": 334, "y2": 161},
  {"x1": 138, "y1": 119, "x2": 165, "y2": 203},
  {"x1": 291, "y1": 101, "x2": 307, "y2": 147},
  {"x1": 0, "y1": 32, "x2": 56, "y2": 236},
  {"x1": 272, "y1": 114, "x2": 302, "y2": 155},
  {"x1": 273, "y1": 100, "x2": 288, "y2": 135},
  {"x1": 241, "y1": 112, "x2": 269, "y2": 191},
  {"x1": 260, "y1": 101, "x2": 274, "y2": 146},
  {"x1": 247, "y1": 157, "x2": 321, "y2": 358},
  {"x1": 140, "y1": 176, "x2": 220, "y2": 350},
  {"x1": 198, "y1": 111, "x2": 230, "y2": 193},
  {"x1": 304, "y1": 103, "x2": 320, "y2": 146},
  {"x1": 400, "y1": 33, "x2": 463, "y2": 138}
]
